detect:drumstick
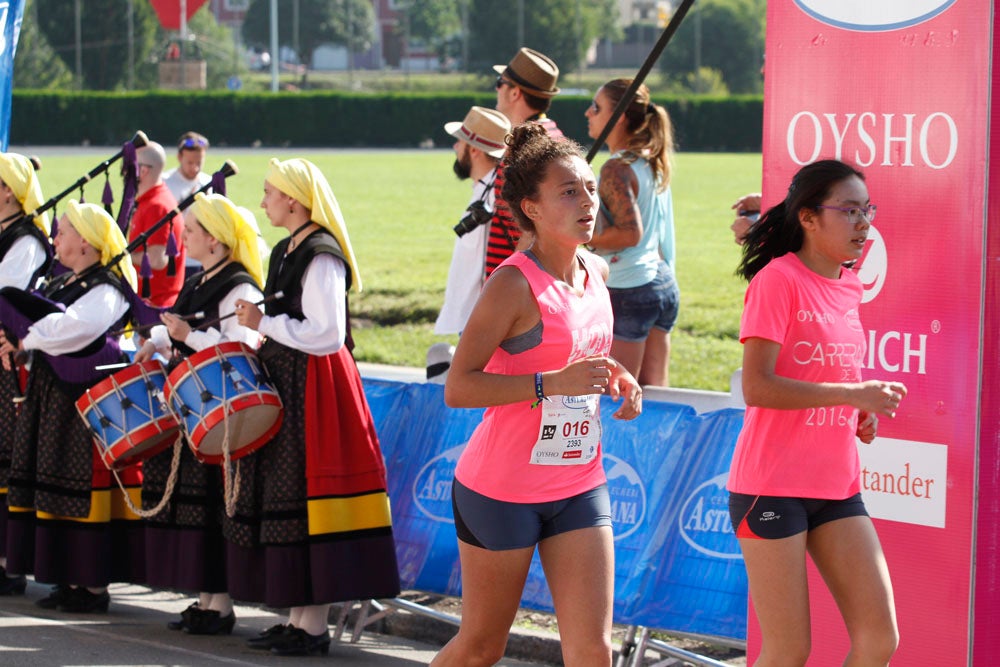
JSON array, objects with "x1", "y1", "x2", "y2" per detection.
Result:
[
  {"x1": 94, "y1": 362, "x2": 131, "y2": 371},
  {"x1": 110, "y1": 311, "x2": 207, "y2": 339},
  {"x1": 192, "y1": 291, "x2": 285, "y2": 332}
]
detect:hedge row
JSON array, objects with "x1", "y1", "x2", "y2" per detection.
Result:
[{"x1": 10, "y1": 91, "x2": 762, "y2": 152}]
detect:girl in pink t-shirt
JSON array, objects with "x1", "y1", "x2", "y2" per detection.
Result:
[
  {"x1": 434, "y1": 124, "x2": 641, "y2": 667},
  {"x1": 730, "y1": 160, "x2": 907, "y2": 666}
]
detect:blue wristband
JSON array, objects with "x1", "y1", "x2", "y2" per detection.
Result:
[
  {"x1": 534, "y1": 372, "x2": 545, "y2": 401},
  {"x1": 531, "y1": 371, "x2": 547, "y2": 408}
]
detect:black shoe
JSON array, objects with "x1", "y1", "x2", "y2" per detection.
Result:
[
  {"x1": 246, "y1": 623, "x2": 289, "y2": 650},
  {"x1": 36, "y1": 585, "x2": 72, "y2": 609},
  {"x1": 0, "y1": 567, "x2": 26, "y2": 596},
  {"x1": 167, "y1": 601, "x2": 201, "y2": 631},
  {"x1": 186, "y1": 609, "x2": 236, "y2": 636},
  {"x1": 57, "y1": 588, "x2": 110, "y2": 614},
  {"x1": 270, "y1": 627, "x2": 331, "y2": 657}
]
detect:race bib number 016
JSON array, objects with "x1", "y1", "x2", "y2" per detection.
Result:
[{"x1": 529, "y1": 394, "x2": 601, "y2": 466}]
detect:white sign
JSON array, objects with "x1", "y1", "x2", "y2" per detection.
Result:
[
  {"x1": 858, "y1": 436, "x2": 948, "y2": 528},
  {"x1": 794, "y1": 1, "x2": 957, "y2": 31}
]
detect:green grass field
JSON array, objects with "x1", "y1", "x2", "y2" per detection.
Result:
[{"x1": 25, "y1": 148, "x2": 760, "y2": 391}]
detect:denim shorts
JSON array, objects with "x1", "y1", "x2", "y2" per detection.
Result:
[{"x1": 608, "y1": 262, "x2": 680, "y2": 342}]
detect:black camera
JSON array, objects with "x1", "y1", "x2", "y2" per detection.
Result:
[{"x1": 453, "y1": 200, "x2": 491, "y2": 237}]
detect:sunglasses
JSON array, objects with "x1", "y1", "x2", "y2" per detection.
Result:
[
  {"x1": 179, "y1": 137, "x2": 208, "y2": 149},
  {"x1": 495, "y1": 75, "x2": 512, "y2": 90}
]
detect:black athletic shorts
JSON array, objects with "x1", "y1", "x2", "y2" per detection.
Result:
[
  {"x1": 452, "y1": 478, "x2": 612, "y2": 551},
  {"x1": 728, "y1": 492, "x2": 869, "y2": 540}
]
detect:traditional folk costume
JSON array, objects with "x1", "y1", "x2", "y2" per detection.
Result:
[
  {"x1": 141, "y1": 194, "x2": 263, "y2": 634},
  {"x1": 0, "y1": 153, "x2": 51, "y2": 595},
  {"x1": 226, "y1": 159, "x2": 398, "y2": 655},
  {"x1": 3, "y1": 201, "x2": 141, "y2": 613}
]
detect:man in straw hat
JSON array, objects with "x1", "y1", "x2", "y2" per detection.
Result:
[
  {"x1": 434, "y1": 106, "x2": 511, "y2": 345},
  {"x1": 486, "y1": 47, "x2": 565, "y2": 279}
]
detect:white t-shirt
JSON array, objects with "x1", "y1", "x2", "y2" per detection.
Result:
[
  {"x1": 434, "y1": 171, "x2": 496, "y2": 335},
  {"x1": 163, "y1": 168, "x2": 212, "y2": 203}
]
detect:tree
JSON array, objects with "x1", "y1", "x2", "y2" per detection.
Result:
[
  {"x1": 405, "y1": 0, "x2": 461, "y2": 64},
  {"x1": 34, "y1": 0, "x2": 160, "y2": 90},
  {"x1": 466, "y1": 0, "x2": 618, "y2": 76},
  {"x1": 242, "y1": 0, "x2": 374, "y2": 69},
  {"x1": 659, "y1": 0, "x2": 765, "y2": 94},
  {"x1": 171, "y1": 5, "x2": 247, "y2": 89},
  {"x1": 13, "y1": 0, "x2": 74, "y2": 89}
]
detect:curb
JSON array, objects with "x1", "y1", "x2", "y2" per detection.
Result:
[{"x1": 333, "y1": 598, "x2": 566, "y2": 665}]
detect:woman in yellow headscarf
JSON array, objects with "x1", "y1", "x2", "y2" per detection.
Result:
[
  {"x1": 134, "y1": 192, "x2": 264, "y2": 636},
  {"x1": 0, "y1": 201, "x2": 140, "y2": 614},
  {"x1": 231, "y1": 158, "x2": 399, "y2": 656},
  {"x1": 0, "y1": 153, "x2": 53, "y2": 595}
]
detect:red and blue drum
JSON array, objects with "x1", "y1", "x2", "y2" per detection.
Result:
[
  {"x1": 164, "y1": 341, "x2": 282, "y2": 464},
  {"x1": 76, "y1": 360, "x2": 180, "y2": 470}
]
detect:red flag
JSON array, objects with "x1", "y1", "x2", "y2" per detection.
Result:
[{"x1": 148, "y1": 0, "x2": 209, "y2": 30}]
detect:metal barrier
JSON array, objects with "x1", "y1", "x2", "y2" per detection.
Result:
[{"x1": 354, "y1": 363, "x2": 749, "y2": 665}]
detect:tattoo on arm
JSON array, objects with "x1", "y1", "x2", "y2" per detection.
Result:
[{"x1": 599, "y1": 160, "x2": 640, "y2": 234}]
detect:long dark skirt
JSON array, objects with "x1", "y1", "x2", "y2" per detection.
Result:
[
  {"x1": 0, "y1": 366, "x2": 21, "y2": 559},
  {"x1": 224, "y1": 342, "x2": 400, "y2": 608},
  {"x1": 142, "y1": 441, "x2": 227, "y2": 593},
  {"x1": 4, "y1": 357, "x2": 145, "y2": 585}
]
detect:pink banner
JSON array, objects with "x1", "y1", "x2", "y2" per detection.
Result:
[{"x1": 761, "y1": 1, "x2": 992, "y2": 663}]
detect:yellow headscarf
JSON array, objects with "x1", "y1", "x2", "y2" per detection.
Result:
[
  {"x1": 0, "y1": 153, "x2": 49, "y2": 236},
  {"x1": 66, "y1": 200, "x2": 137, "y2": 291},
  {"x1": 190, "y1": 193, "x2": 264, "y2": 288},
  {"x1": 264, "y1": 157, "x2": 362, "y2": 292}
]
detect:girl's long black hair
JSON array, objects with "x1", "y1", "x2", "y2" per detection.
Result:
[{"x1": 737, "y1": 159, "x2": 865, "y2": 281}]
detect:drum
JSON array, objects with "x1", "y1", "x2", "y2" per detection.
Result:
[
  {"x1": 76, "y1": 360, "x2": 180, "y2": 470},
  {"x1": 164, "y1": 341, "x2": 282, "y2": 464}
]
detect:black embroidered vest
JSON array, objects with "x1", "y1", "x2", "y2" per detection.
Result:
[{"x1": 169, "y1": 262, "x2": 257, "y2": 357}]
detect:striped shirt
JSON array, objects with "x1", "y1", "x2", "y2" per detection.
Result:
[{"x1": 485, "y1": 115, "x2": 565, "y2": 279}]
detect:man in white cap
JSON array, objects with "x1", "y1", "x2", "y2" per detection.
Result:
[
  {"x1": 431, "y1": 106, "x2": 511, "y2": 379},
  {"x1": 486, "y1": 47, "x2": 565, "y2": 279}
]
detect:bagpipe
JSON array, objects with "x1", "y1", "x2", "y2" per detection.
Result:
[
  {"x1": 0, "y1": 158, "x2": 239, "y2": 390},
  {"x1": 27, "y1": 131, "x2": 148, "y2": 234}
]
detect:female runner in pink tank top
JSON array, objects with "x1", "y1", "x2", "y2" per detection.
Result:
[{"x1": 432, "y1": 124, "x2": 642, "y2": 667}]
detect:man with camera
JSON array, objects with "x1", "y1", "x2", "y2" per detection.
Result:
[{"x1": 434, "y1": 106, "x2": 511, "y2": 339}]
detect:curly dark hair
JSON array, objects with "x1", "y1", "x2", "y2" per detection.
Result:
[{"x1": 500, "y1": 123, "x2": 586, "y2": 233}]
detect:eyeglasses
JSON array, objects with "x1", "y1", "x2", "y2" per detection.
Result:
[
  {"x1": 180, "y1": 137, "x2": 208, "y2": 149},
  {"x1": 816, "y1": 204, "x2": 877, "y2": 223},
  {"x1": 495, "y1": 76, "x2": 512, "y2": 90}
]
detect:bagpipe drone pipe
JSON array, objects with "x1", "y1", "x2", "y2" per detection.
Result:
[{"x1": 0, "y1": 159, "x2": 238, "y2": 387}]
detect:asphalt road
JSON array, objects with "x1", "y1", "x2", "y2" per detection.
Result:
[{"x1": 0, "y1": 580, "x2": 543, "y2": 666}]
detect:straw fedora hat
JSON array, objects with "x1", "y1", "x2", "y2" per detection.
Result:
[
  {"x1": 443, "y1": 106, "x2": 512, "y2": 159},
  {"x1": 493, "y1": 47, "x2": 560, "y2": 98}
]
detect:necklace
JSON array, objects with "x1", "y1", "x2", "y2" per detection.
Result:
[
  {"x1": 287, "y1": 221, "x2": 313, "y2": 251},
  {"x1": 0, "y1": 210, "x2": 23, "y2": 231},
  {"x1": 198, "y1": 256, "x2": 229, "y2": 285}
]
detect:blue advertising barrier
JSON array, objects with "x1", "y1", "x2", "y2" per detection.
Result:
[
  {"x1": 0, "y1": 1, "x2": 25, "y2": 151},
  {"x1": 364, "y1": 379, "x2": 749, "y2": 641}
]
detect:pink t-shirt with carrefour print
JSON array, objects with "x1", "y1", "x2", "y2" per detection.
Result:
[{"x1": 727, "y1": 252, "x2": 867, "y2": 500}]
